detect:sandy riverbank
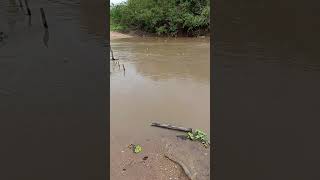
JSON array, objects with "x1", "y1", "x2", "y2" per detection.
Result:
[
  {"x1": 110, "y1": 31, "x2": 133, "y2": 40},
  {"x1": 111, "y1": 135, "x2": 210, "y2": 180},
  {"x1": 110, "y1": 31, "x2": 210, "y2": 40}
]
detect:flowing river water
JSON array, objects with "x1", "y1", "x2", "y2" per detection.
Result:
[{"x1": 110, "y1": 36, "x2": 210, "y2": 178}]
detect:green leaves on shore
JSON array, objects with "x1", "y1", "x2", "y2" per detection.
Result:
[
  {"x1": 128, "y1": 144, "x2": 143, "y2": 153},
  {"x1": 134, "y1": 145, "x2": 142, "y2": 153},
  {"x1": 187, "y1": 129, "x2": 209, "y2": 147}
]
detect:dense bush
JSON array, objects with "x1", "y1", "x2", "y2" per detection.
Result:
[{"x1": 110, "y1": 0, "x2": 210, "y2": 36}]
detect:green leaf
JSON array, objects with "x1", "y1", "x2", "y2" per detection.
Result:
[
  {"x1": 186, "y1": 129, "x2": 209, "y2": 147},
  {"x1": 134, "y1": 145, "x2": 142, "y2": 153},
  {"x1": 187, "y1": 132, "x2": 195, "y2": 140}
]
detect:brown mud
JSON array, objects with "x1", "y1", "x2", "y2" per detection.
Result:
[{"x1": 110, "y1": 134, "x2": 210, "y2": 180}]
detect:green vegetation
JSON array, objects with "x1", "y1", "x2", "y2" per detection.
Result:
[
  {"x1": 186, "y1": 129, "x2": 209, "y2": 147},
  {"x1": 110, "y1": 0, "x2": 210, "y2": 36},
  {"x1": 128, "y1": 144, "x2": 143, "y2": 153},
  {"x1": 133, "y1": 144, "x2": 142, "y2": 153}
]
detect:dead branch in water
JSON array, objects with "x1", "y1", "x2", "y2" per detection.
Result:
[
  {"x1": 40, "y1": 8, "x2": 48, "y2": 29},
  {"x1": 110, "y1": 48, "x2": 118, "y2": 60},
  {"x1": 24, "y1": 0, "x2": 31, "y2": 16},
  {"x1": 151, "y1": 123, "x2": 192, "y2": 132}
]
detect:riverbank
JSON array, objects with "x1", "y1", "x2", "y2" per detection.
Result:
[
  {"x1": 110, "y1": 31, "x2": 133, "y2": 40},
  {"x1": 110, "y1": 30, "x2": 210, "y2": 40}
]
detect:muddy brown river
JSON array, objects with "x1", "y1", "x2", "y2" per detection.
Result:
[
  {"x1": 110, "y1": 37, "x2": 210, "y2": 141},
  {"x1": 110, "y1": 37, "x2": 210, "y2": 178}
]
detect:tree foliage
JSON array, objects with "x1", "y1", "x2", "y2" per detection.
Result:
[{"x1": 110, "y1": 0, "x2": 210, "y2": 36}]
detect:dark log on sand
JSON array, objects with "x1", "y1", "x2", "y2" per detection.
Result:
[{"x1": 151, "y1": 123, "x2": 192, "y2": 132}]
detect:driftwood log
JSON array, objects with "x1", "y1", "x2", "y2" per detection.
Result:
[{"x1": 151, "y1": 122, "x2": 192, "y2": 132}]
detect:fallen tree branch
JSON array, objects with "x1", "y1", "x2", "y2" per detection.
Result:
[{"x1": 151, "y1": 122, "x2": 192, "y2": 132}]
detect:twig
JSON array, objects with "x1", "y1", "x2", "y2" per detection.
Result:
[
  {"x1": 24, "y1": 0, "x2": 31, "y2": 16},
  {"x1": 110, "y1": 49, "x2": 118, "y2": 60},
  {"x1": 40, "y1": 8, "x2": 48, "y2": 29},
  {"x1": 28, "y1": 15, "x2": 32, "y2": 26},
  {"x1": 151, "y1": 123, "x2": 192, "y2": 132},
  {"x1": 43, "y1": 29, "x2": 49, "y2": 47}
]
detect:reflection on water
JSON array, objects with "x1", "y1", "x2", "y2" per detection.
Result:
[
  {"x1": 43, "y1": 28, "x2": 49, "y2": 47},
  {"x1": 110, "y1": 37, "x2": 210, "y2": 165}
]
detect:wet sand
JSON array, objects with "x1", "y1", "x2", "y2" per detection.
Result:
[
  {"x1": 111, "y1": 132, "x2": 210, "y2": 180},
  {"x1": 110, "y1": 31, "x2": 133, "y2": 40},
  {"x1": 111, "y1": 136, "x2": 189, "y2": 180}
]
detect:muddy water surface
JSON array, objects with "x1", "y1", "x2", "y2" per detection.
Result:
[{"x1": 110, "y1": 37, "x2": 210, "y2": 177}]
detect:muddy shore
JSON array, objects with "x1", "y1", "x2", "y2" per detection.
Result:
[
  {"x1": 110, "y1": 31, "x2": 210, "y2": 40},
  {"x1": 110, "y1": 31, "x2": 133, "y2": 40},
  {"x1": 110, "y1": 136, "x2": 189, "y2": 180},
  {"x1": 110, "y1": 134, "x2": 210, "y2": 180}
]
